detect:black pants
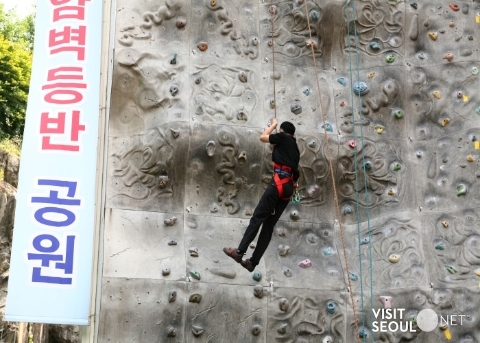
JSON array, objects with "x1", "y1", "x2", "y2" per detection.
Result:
[{"x1": 237, "y1": 177, "x2": 294, "y2": 265}]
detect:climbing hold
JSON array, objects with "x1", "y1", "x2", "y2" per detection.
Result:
[
  {"x1": 252, "y1": 270, "x2": 262, "y2": 282},
  {"x1": 445, "y1": 265, "x2": 457, "y2": 274},
  {"x1": 410, "y1": 2, "x2": 418, "y2": 9},
  {"x1": 284, "y1": 268, "x2": 292, "y2": 277},
  {"x1": 369, "y1": 41, "x2": 381, "y2": 51},
  {"x1": 170, "y1": 85, "x2": 178, "y2": 96},
  {"x1": 253, "y1": 285, "x2": 263, "y2": 298},
  {"x1": 189, "y1": 270, "x2": 201, "y2": 280},
  {"x1": 277, "y1": 324, "x2": 288, "y2": 334},
  {"x1": 170, "y1": 53, "x2": 177, "y2": 64},
  {"x1": 251, "y1": 37, "x2": 259, "y2": 46},
  {"x1": 323, "y1": 336, "x2": 333, "y2": 343},
  {"x1": 385, "y1": 54, "x2": 396, "y2": 63},
  {"x1": 290, "y1": 102, "x2": 302, "y2": 115},
  {"x1": 432, "y1": 90, "x2": 441, "y2": 99},
  {"x1": 176, "y1": 19, "x2": 186, "y2": 28},
  {"x1": 303, "y1": 88, "x2": 310, "y2": 96},
  {"x1": 435, "y1": 242, "x2": 445, "y2": 250},
  {"x1": 278, "y1": 244, "x2": 290, "y2": 256},
  {"x1": 449, "y1": 21, "x2": 455, "y2": 28},
  {"x1": 290, "y1": 210, "x2": 300, "y2": 220},
  {"x1": 467, "y1": 155, "x2": 474, "y2": 162},
  {"x1": 443, "y1": 53, "x2": 453, "y2": 62},
  {"x1": 352, "y1": 81, "x2": 370, "y2": 96},
  {"x1": 167, "y1": 240, "x2": 177, "y2": 245},
  {"x1": 269, "y1": 99, "x2": 275, "y2": 109},
  {"x1": 197, "y1": 42, "x2": 208, "y2": 51},
  {"x1": 363, "y1": 161, "x2": 372, "y2": 170},
  {"x1": 189, "y1": 247, "x2": 199, "y2": 257},
  {"x1": 358, "y1": 328, "x2": 368, "y2": 338},
  {"x1": 322, "y1": 123, "x2": 333, "y2": 132},
  {"x1": 298, "y1": 259, "x2": 312, "y2": 268},
  {"x1": 449, "y1": 3, "x2": 460, "y2": 11},
  {"x1": 162, "y1": 268, "x2": 171, "y2": 276},
  {"x1": 393, "y1": 163, "x2": 402, "y2": 171},
  {"x1": 206, "y1": 140, "x2": 216, "y2": 157},
  {"x1": 323, "y1": 247, "x2": 334, "y2": 256},
  {"x1": 442, "y1": 221, "x2": 449, "y2": 228},
  {"x1": 428, "y1": 32, "x2": 438, "y2": 40},
  {"x1": 168, "y1": 290, "x2": 177, "y2": 303},
  {"x1": 189, "y1": 293, "x2": 202, "y2": 303},
  {"x1": 195, "y1": 77, "x2": 201, "y2": 85},
  {"x1": 360, "y1": 237, "x2": 370, "y2": 245},
  {"x1": 237, "y1": 110, "x2": 247, "y2": 121},
  {"x1": 191, "y1": 325, "x2": 205, "y2": 337},
  {"x1": 456, "y1": 91, "x2": 463, "y2": 99},
  {"x1": 251, "y1": 325, "x2": 262, "y2": 336},
  {"x1": 210, "y1": 0, "x2": 217, "y2": 6},
  {"x1": 164, "y1": 216, "x2": 177, "y2": 226},
  {"x1": 343, "y1": 206, "x2": 353, "y2": 215},
  {"x1": 349, "y1": 272, "x2": 358, "y2": 281},
  {"x1": 474, "y1": 269, "x2": 480, "y2": 277},
  {"x1": 367, "y1": 72, "x2": 375, "y2": 79},
  {"x1": 388, "y1": 254, "x2": 400, "y2": 263},
  {"x1": 279, "y1": 298, "x2": 289, "y2": 312},
  {"x1": 417, "y1": 53, "x2": 426, "y2": 60},
  {"x1": 379, "y1": 296, "x2": 393, "y2": 309},
  {"x1": 472, "y1": 67, "x2": 479, "y2": 75},
  {"x1": 339, "y1": 101, "x2": 346, "y2": 107},
  {"x1": 476, "y1": 107, "x2": 480, "y2": 115},
  {"x1": 167, "y1": 327, "x2": 177, "y2": 337},
  {"x1": 326, "y1": 301, "x2": 336, "y2": 314},
  {"x1": 456, "y1": 184, "x2": 467, "y2": 196},
  {"x1": 375, "y1": 125, "x2": 385, "y2": 134},
  {"x1": 337, "y1": 77, "x2": 347, "y2": 86},
  {"x1": 388, "y1": 188, "x2": 395, "y2": 195},
  {"x1": 349, "y1": 140, "x2": 356, "y2": 148},
  {"x1": 269, "y1": 5, "x2": 277, "y2": 15},
  {"x1": 170, "y1": 128, "x2": 180, "y2": 139},
  {"x1": 439, "y1": 323, "x2": 448, "y2": 330},
  {"x1": 310, "y1": 10, "x2": 319, "y2": 22},
  {"x1": 238, "y1": 71, "x2": 247, "y2": 83}
]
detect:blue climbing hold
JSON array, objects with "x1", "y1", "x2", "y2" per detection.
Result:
[
  {"x1": 326, "y1": 301, "x2": 336, "y2": 314},
  {"x1": 410, "y1": 2, "x2": 418, "y2": 9},
  {"x1": 310, "y1": 10, "x2": 319, "y2": 22},
  {"x1": 343, "y1": 206, "x2": 353, "y2": 215},
  {"x1": 337, "y1": 77, "x2": 347, "y2": 86},
  {"x1": 322, "y1": 123, "x2": 333, "y2": 132},
  {"x1": 349, "y1": 272, "x2": 358, "y2": 281},
  {"x1": 369, "y1": 41, "x2": 381, "y2": 51},
  {"x1": 253, "y1": 270, "x2": 262, "y2": 281},
  {"x1": 303, "y1": 88, "x2": 310, "y2": 96},
  {"x1": 360, "y1": 236, "x2": 370, "y2": 245},
  {"x1": 358, "y1": 328, "x2": 368, "y2": 338},
  {"x1": 362, "y1": 161, "x2": 372, "y2": 170},
  {"x1": 352, "y1": 82, "x2": 369, "y2": 96},
  {"x1": 323, "y1": 247, "x2": 334, "y2": 256}
]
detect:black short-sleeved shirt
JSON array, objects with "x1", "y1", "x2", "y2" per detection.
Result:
[{"x1": 269, "y1": 132, "x2": 300, "y2": 181}]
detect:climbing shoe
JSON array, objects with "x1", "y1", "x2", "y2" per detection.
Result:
[
  {"x1": 241, "y1": 259, "x2": 256, "y2": 272},
  {"x1": 223, "y1": 247, "x2": 243, "y2": 263}
]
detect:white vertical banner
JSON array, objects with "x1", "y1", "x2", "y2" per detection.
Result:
[{"x1": 6, "y1": 0, "x2": 103, "y2": 325}]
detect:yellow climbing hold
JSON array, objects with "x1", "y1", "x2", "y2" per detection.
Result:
[
  {"x1": 388, "y1": 188, "x2": 395, "y2": 195},
  {"x1": 463, "y1": 94, "x2": 469, "y2": 102},
  {"x1": 477, "y1": 15, "x2": 480, "y2": 23},
  {"x1": 368, "y1": 72, "x2": 375, "y2": 79},
  {"x1": 428, "y1": 32, "x2": 438, "y2": 40},
  {"x1": 467, "y1": 155, "x2": 474, "y2": 162},
  {"x1": 210, "y1": 0, "x2": 217, "y2": 6},
  {"x1": 375, "y1": 125, "x2": 385, "y2": 134},
  {"x1": 442, "y1": 221, "x2": 449, "y2": 228},
  {"x1": 444, "y1": 329, "x2": 452, "y2": 340},
  {"x1": 475, "y1": 268, "x2": 480, "y2": 276},
  {"x1": 432, "y1": 90, "x2": 441, "y2": 99},
  {"x1": 475, "y1": 141, "x2": 480, "y2": 150},
  {"x1": 388, "y1": 254, "x2": 400, "y2": 263},
  {"x1": 441, "y1": 118, "x2": 450, "y2": 127}
]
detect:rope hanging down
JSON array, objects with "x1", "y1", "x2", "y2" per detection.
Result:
[
  {"x1": 269, "y1": 2, "x2": 277, "y2": 119},
  {"x1": 303, "y1": 2, "x2": 363, "y2": 343}
]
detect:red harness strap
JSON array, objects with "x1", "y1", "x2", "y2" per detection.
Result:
[{"x1": 273, "y1": 163, "x2": 294, "y2": 200}]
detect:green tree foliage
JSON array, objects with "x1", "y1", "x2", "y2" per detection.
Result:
[{"x1": 0, "y1": 4, "x2": 34, "y2": 139}]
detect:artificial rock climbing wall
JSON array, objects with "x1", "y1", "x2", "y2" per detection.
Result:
[{"x1": 98, "y1": 0, "x2": 480, "y2": 342}]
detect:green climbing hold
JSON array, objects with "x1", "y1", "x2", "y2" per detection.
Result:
[
  {"x1": 270, "y1": 100, "x2": 275, "y2": 109},
  {"x1": 472, "y1": 67, "x2": 479, "y2": 75},
  {"x1": 445, "y1": 265, "x2": 457, "y2": 274},
  {"x1": 385, "y1": 54, "x2": 396, "y2": 63},
  {"x1": 435, "y1": 242, "x2": 445, "y2": 250},
  {"x1": 394, "y1": 163, "x2": 402, "y2": 171},
  {"x1": 189, "y1": 270, "x2": 201, "y2": 280},
  {"x1": 253, "y1": 270, "x2": 262, "y2": 282},
  {"x1": 393, "y1": 109, "x2": 404, "y2": 119},
  {"x1": 476, "y1": 107, "x2": 480, "y2": 115},
  {"x1": 456, "y1": 184, "x2": 467, "y2": 196},
  {"x1": 417, "y1": 53, "x2": 426, "y2": 60},
  {"x1": 407, "y1": 315, "x2": 417, "y2": 325}
]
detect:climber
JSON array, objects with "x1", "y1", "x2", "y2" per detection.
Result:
[{"x1": 223, "y1": 118, "x2": 300, "y2": 272}]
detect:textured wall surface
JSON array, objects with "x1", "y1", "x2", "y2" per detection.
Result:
[{"x1": 99, "y1": 0, "x2": 480, "y2": 341}]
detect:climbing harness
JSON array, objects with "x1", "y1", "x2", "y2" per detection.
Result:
[
  {"x1": 302, "y1": 2, "x2": 372, "y2": 343},
  {"x1": 272, "y1": 162, "x2": 294, "y2": 200}
]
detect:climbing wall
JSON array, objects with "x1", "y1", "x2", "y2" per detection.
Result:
[{"x1": 98, "y1": 0, "x2": 480, "y2": 342}]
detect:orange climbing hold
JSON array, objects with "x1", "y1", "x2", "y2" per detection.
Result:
[{"x1": 449, "y1": 3, "x2": 460, "y2": 11}]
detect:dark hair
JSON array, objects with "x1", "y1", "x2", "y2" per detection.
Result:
[{"x1": 280, "y1": 121, "x2": 295, "y2": 135}]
